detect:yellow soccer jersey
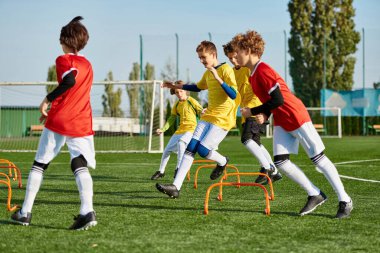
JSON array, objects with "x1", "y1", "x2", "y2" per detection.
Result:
[
  {"x1": 196, "y1": 63, "x2": 241, "y2": 130},
  {"x1": 172, "y1": 96, "x2": 203, "y2": 134},
  {"x1": 234, "y1": 66, "x2": 262, "y2": 124}
]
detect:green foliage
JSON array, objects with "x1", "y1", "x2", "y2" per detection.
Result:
[
  {"x1": 0, "y1": 137, "x2": 379, "y2": 252},
  {"x1": 101, "y1": 71, "x2": 124, "y2": 117},
  {"x1": 127, "y1": 62, "x2": 155, "y2": 119},
  {"x1": 288, "y1": 0, "x2": 360, "y2": 106},
  {"x1": 46, "y1": 65, "x2": 57, "y2": 93},
  {"x1": 373, "y1": 81, "x2": 380, "y2": 89}
]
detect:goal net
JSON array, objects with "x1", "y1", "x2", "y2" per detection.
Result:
[
  {"x1": 265, "y1": 107, "x2": 342, "y2": 138},
  {"x1": 0, "y1": 80, "x2": 164, "y2": 153}
]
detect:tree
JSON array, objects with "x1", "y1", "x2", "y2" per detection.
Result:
[
  {"x1": 46, "y1": 65, "x2": 57, "y2": 93},
  {"x1": 102, "y1": 71, "x2": 124, "y2": 117},
  {"x1": 127, "y1": 62, "x2": 156, "y2": 118},
  {"x1": 374, "y1": 82, "x2": 380, "y2": 89},
  {"x1": 288, "y1": 0, "x2": 360, "y2": 106}
]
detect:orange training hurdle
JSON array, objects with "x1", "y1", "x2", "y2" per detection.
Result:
[
  {"x1": 0, "y1": 172, "x2": 20, "y2": 212},
  {"x1": 204, "y1": 172, "x2": 275, "y2": 216},
  {"x1": 0, "y1": 159, "x2": 23, "y2": 188},
  {"x1": 187, "y1": 159, "x2": 214, "y2": 181},
  {"x1": 217, "y1": 172, "x2": 275, "y2": 202},
  {"x1": 193, "y1": 164, "x2": 240, "y2": 189}
]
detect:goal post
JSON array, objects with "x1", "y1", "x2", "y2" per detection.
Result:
[
  {"x1": 265, "y1": 107, "x2": 342, "y2": 138},
  {"x1": 0, "y1": 80, "x2": 165, "y2": 153}
]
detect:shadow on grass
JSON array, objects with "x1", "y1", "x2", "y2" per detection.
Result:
[{"x1": 0, "y1": 219, "x2": 65, "y2": 230}]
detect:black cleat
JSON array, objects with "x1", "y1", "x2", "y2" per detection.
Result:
[
  {"x1": 156, "y1": 183, "x2": 179, "y2": 198},
  {"x1": 10, "y1": 209, "x2": 32, "y2": 226},
  {"x1": 151, "y1": 171, "x2": 165, "y2": 180},
  {"x1": 299, "y1": 191, "x2": 328, "y2": 216},
  {"x1": 255, "y1": 165, "x2": 282, "y2": 185},
  {"x1": 69, "y1": 211, "x2": 97, "y2": 230},
  {"x1": 335, "y1": 200, "x2": 353, "y2": 219},
  {"x1": 173, "y1": 168, "x2": 178, "y2": 179},
  {"x1": 210, "y1": 157, "x2": 229, "y2": 180}
]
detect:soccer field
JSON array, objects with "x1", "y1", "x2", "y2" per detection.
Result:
[{"x1": 0, "y1": 136, "x2": 379, "y2": 253}]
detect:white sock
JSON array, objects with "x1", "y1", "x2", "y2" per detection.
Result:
[
  {"x1": 315, "y1": 155, "x2": 351, "y2": 202},
  {"x1": 173, "y1": 153, "x2": 194, "y2": 190},
  {"x1": 21, "y1": 165, "x2": 44, "y2": 215},
  {"x1": 176, "y1": 140, "x2": 187, "y2": 169},
  {"x1": 206, "y1": 150, "x2": 227, "y2": 166},
  {"x1": 277, "y1": 160, "x2": 320, "y2": 196},
  {"x1": 74, "y1": 167, "x2": 94, "y2": 215},
  {"x1": 158, "y1": 150, "x2": 171, "y2": 173},
  {"x1": 260, "y1": 144, "x2": 275, "y2": 166},
  {"x1": 244, "y1": 140, "x2": 270, "y2": 169}
]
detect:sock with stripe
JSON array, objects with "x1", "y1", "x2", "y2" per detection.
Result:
[
  {"x1": 313, "y1": 153, "x2": 351, "y2": 202},
  {"x1": 74, "y1": 167, "x2": 94, "y2": 215},
  {"x1": 21, "y1": 164, "x2": 45, "y2": 215}
]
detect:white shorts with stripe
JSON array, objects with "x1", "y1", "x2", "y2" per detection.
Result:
[
  {"x1": 192, "y1": 120, "x2": 228, "y2": 150},
  {"x1": 273, "y1": 122, "x2": 325, "y2": 158},
  {"x1": 35, "y1": 128, "x2": 96, "y2": 169},
  {"x1": 164, "y1": 131, "x2": 193, "y2": 154}
]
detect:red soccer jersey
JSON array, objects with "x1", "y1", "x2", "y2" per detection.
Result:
[
  {"x1": 44, "y1": 54, "x2": 94, "y2": 137},
  {"x1": 249, "y1": 61, "x2": 311, "y2": 131}
]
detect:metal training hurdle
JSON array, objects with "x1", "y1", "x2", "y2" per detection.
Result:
[
  {"x1": 0, "y1": 159, "x2": 22, "y2": 211},
  {"x1": 204, "y1": 172, "x2": 275, "y2": 216}
]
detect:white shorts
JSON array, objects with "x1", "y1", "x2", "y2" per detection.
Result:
[
  {"x1": 273, "y1": 122, "x2": 325, "y2": 158},
  {"x1": 192, "y1": 121, "x2": 228, "y2": 150},
  {"x1": 35, "y1": 128, "x2": 96, "y2": 169},
  {"x1": 164, "y1": 131, "x2": 193, "y2": 154}
]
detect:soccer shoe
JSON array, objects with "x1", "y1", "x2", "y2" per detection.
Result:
[
  {"x1": 10, "y1": 209, "x2": 32, "y2": 226},
  {"x1": 299, "y1": 191, "x2": 328, "y2": 216},
  {"x1": 151, "y1": 171, "x2": 165, "y2": 180},
  {"x1": 173, "y1": 168, "x2": 178, "y2": 178},
  {"x1": 335, "y1": 200, "x2": 353, "y2": 218},
  {"x1": 156, "y1": 183, "x2": 179, "y2": 198},
  {"x1": 210, "y1": 157, "x2": 229, "y2": 180},
  {"x1": 255, "y1": 165, "x2": 282, "y2": 185},
  {"x1": 69, "y1": 211, "x2": 97, "y2": 230}
]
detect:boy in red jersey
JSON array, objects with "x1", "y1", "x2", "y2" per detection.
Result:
[
  {"x1": 11, "y1": 17, "x2": 97, "y2": 229},
  {"x1": 223, "y1": 42, "x2": 282, "y2": 185},
  {"x1": 232, "y1": 31, "x2": 352, "y2": 218}
]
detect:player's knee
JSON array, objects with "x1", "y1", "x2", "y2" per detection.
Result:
[
  {"x1": 274, "y1": 154, "x2": 290, "y2": 168},
  {"x1": 186, "y1": 138, "x2": 199, "y2": 154},
  {"x1": 310, "y1": 151, "x2": 325, "y2": 165},
  {"x1": 197, "y1": 144, "x2": 210, "y2": 158},
  {"x1": 71, "y1": 154, "x2": 88, "y2": 173},
  {"x1": 32, "y1": 160, "x2": 49, "y2": 171}
]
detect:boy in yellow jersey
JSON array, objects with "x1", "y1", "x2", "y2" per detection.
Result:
[
  {"x1": 151, "y1": 88, "x2": 203, "y2": 180},
  {"x1": 156, "y1": 40, "x2": 240, "y2": 198},
  {"x1": 223, "y1": 42, "x2": 282, "y2": 184}
]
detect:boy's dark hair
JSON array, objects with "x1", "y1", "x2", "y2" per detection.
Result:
[
  {"x1": 222, "y1": 42, "x2": 234, "y2": 56},
  {"x1": 60, "y1": 16, "x2": 89, "y2": 52},
  {"x1": 196, "y1": 40, "x2": 217, "y2": 57}
]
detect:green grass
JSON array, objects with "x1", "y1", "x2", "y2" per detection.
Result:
[{"x1": 0, "y1": 136, "x2": 379, "y2": 253}]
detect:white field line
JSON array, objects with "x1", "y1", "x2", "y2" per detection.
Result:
[{"x1": 315, "y1": 158, "x2": 380, "y2": 183}]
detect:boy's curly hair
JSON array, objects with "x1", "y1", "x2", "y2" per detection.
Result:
[
  {"x1": 231, "y1": 30, "x2": 265, "y2": 58},
  {"x1": 60, "y1": 16, "x2": 89, "y2": 52}
]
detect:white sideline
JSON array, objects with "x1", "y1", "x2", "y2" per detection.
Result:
[{"x1": 315, "y1": 158, "x2": 380, "y2": 183}]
